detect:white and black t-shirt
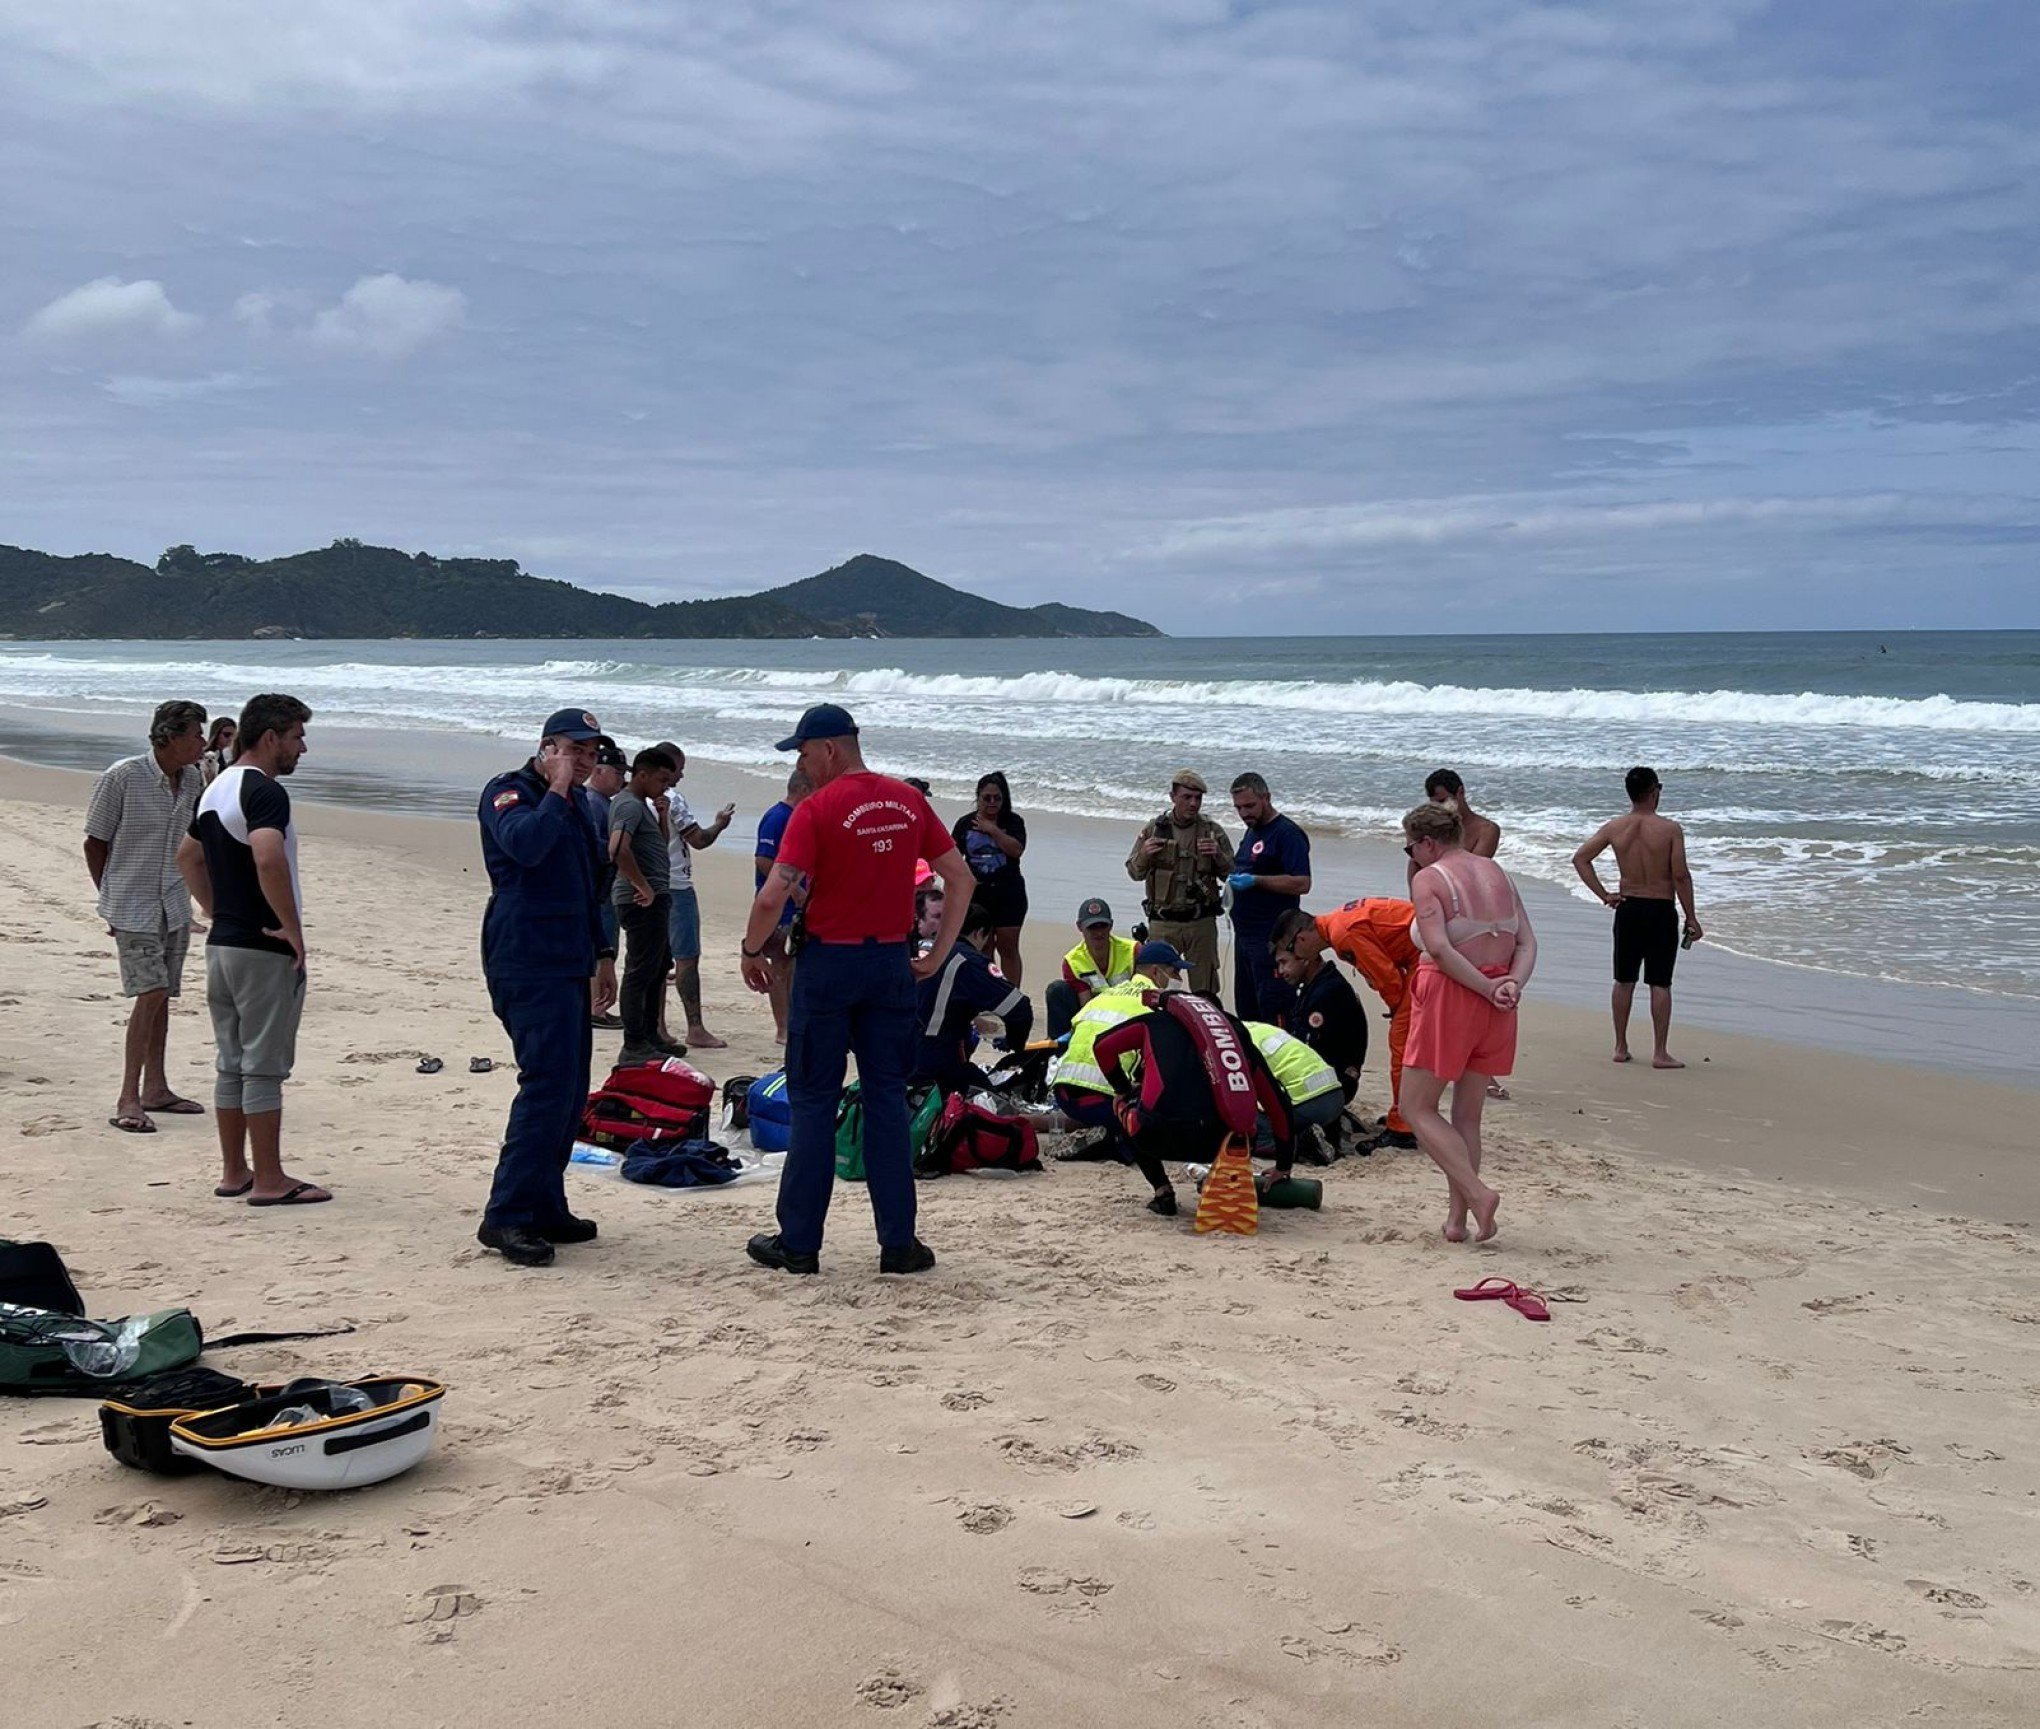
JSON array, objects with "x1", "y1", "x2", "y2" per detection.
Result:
[{"x1": 189, "y1": 765, "x2": 300, "y2": 954}]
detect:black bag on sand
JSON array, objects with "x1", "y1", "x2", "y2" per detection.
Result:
[
  {"x1": 99, "y1": 1367, "x2": 262, "y2": 1475},
  {"x1": 0, "y1": 1240, "x2": 85, "y2": 1317}
]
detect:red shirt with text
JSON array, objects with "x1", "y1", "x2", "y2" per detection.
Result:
[{"x1": 775, "y1": 772, "x2": 953, "y2": 942}]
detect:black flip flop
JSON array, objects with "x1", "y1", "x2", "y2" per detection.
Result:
[
  {"x1": 247, "y1": 1182, "x2": 332, "y2": 1207},
  {"x1": 469, "y1": 1057, "x2": 494, "y2": 1074},
  {"x1": 109, "y1": 1114, "x2": 156, "y2": 1134},
  {"x1": 214, "y1": 1178, "x2": 254, "y2": 1198},
  {"x1": 416, "y1": 1057, "x2": 444, "y2": 1074}
]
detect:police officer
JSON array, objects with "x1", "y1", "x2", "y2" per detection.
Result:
[
  {"x1": 476, "y1": 707, "x2": 610, "y2": 1268},
  {"x1": 738, "y1": 703, "x2": 973, "y2": 1275}
]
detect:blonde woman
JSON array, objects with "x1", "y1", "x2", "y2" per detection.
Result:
[{"x1": 1400, "y1": 802, "x2": 1536, "y2": 1242}]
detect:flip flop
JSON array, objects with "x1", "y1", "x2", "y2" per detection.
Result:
[
  {"x1": 1504, "y1": 1288, "x2": 1551, "y2": 1322},
  {"x1": 214, "y1": 1178, "x2": 254, "y2": 1198},
  {"x1": 108, "y1": 1113, "x2": 156, "y2": 1134},
  {"x1": 1453, "y1": 1278, "x2": 1518, "y2": 1302},
  {"x1": 142, "y1": 1097, "x2": 206, "y2": 1115},
  {"x1": 247, "y1": 1182, "x2": 332, "y2": 1207},
  {"x1": 469, "y1": 1057, "x2": 494, "y2": 1074},
  {"x1": 416, "y1": 1057, "x2": 443, "y2": 1074}
]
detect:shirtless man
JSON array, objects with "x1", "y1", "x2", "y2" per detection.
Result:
[{"x1": 1572, "y1": 766, "x2": 1702, "y2": 1069}]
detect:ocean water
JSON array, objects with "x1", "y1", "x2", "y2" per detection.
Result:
[{"x1": 3, "y1": 631, "x2": 2035, "y2": 1001}]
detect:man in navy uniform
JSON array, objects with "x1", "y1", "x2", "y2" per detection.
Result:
[{"x1": 476, "y1": 707, "x2": 609, "y2": 1268}]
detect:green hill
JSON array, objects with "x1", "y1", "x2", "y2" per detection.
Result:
[
  {"x1": 760, "y1": 554, "x2": 1159, "y2": 638},
  {"x1": 0, "y1": 541, "x2": 1160, "y2": 640}
]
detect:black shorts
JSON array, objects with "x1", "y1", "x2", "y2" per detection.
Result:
[
  {"x1": 970, "y1": 879, "x2": 1029, "y2": 929},
  {"x1": 1613, "y1": 897, "x2": 1679, "y2": 988}
]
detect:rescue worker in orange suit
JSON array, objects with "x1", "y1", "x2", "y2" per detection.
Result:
[{"x1": 1272, "y1": 900, "x2": 1419, "y2": 1150}]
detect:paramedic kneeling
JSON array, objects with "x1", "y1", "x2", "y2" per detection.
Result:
[
  {"x1": 739, "y1": 704, "x2": 972, "y2": 1276},
  {"x1": 913, "y1": 901, "x2": 1033, "y2": 1096}
]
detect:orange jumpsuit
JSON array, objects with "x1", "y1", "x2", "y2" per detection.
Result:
[{"x1": 1316, "y1": 898, "x2": 1419, "y2": 1134}]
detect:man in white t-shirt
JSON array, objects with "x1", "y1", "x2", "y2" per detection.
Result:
[{"x1": 654, "y1": 742, "x2": 736, "y2": 1050}]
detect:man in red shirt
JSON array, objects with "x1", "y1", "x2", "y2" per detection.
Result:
[{"x1": 739, "y1": 704, "x2": 971, "y2": 1275}]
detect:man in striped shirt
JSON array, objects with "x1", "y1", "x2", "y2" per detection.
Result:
[{"x1": 83, "y1": 700, "x2": 209, "y2": 1134}]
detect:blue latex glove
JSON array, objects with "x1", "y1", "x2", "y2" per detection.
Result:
[
  {"x1": 1227, "y1": 871, "x2": 1256, "y2": 893},
  {"x1": 1054, "y1": 1033, "x2": 1071, "y2": 1050}
]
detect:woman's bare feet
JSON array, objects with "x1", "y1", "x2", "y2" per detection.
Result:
[
  {"x1": 1612, "y1": 1048, "x2": 1631, "y2": 1063},
  {"x1": 1471, "y1": 1188, "x2": 1502, "y2": 1242},
  {"x1": 1652, "y1": 1052, "x2": 1685, "y2": 1069}
]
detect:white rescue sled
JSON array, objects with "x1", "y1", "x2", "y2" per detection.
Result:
[{"x1": 169, "y1": 1375, "x2": 446, "y2": 1490}]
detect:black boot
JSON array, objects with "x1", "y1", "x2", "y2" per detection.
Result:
[{"x1": 477, "y1": 1222, "x2": 556, "y2": 1268}]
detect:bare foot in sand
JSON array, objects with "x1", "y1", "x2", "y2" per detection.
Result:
[
  {"x1": 1612, "y1": 1048, "x2": 1632, "y2": 1064},
  {"x1": 1653, "y1": 1052, "x2": 1685, "y2": 1069},
  {"x1": 1471, "y1": 1189, "x2": 1501, "y2": 1243},
  {"x1": 1443, "y1": 1215, "x2": 1468, "y2": 1244},
  {"x1": 686, "y1": 1028, "x2": 728, "y2": 1051}
]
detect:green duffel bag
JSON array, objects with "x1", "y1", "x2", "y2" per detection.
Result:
[
  {"x1": 0, "y1": 1304, "x2": 204, "y2": 1396},
  {"x1": 834, "y1": 1083, "x2": 944, "y2": 1184}
]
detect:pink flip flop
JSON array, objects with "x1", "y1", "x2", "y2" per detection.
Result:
[{"x1": 1453, "y1": 1278, "x2": 1518, "y2": 1302}]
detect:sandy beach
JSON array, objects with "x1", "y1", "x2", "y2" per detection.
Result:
[{"x1": 4, "y1": 751, "x2": 2038, "y2": 1727}]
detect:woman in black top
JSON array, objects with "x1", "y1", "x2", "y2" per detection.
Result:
[{"x1": 951, "y1": 771, "x2": 1029, "y2": 983}]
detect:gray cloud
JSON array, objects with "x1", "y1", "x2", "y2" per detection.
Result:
[{"x1": 0, "y1": 1, "x2": 2034, "y2": 630}]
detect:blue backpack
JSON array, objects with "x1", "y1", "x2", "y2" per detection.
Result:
[{"x1": 746, "y1": 1072, "x2": 791, "y2": 1152}]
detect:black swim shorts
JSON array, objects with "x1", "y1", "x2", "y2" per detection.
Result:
[{"x1": 1612, "y1": 897, "x2": 1680, "y2": 988}]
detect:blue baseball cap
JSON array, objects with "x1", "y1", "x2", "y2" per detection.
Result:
[
  {"x1": 1136, "y1": 940, "x2": 1187, "y2": 971},
  {"x1": 776, "y1": 703, "x2": 859, "y2": 752},
  {"x1": 541, "y1": 707, "x2": 604, "y2": 742}
]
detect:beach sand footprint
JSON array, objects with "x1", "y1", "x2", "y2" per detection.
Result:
[
  {"x1": 956, "y1": 1501, "x2": 1013, "y2": 1536},
  {"x1": 404, "y1": 1582, "x2": 483, "y2": 1639},
  {"x1": 1016, "y1": 1566, "x2": 1114, "y2": 1617},
  {"x1": 853, "y1": 1665, "x2": 924, "y2": 1709}
]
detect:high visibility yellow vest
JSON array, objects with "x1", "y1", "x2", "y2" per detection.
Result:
[
  {"x1": 1244, "y1": 1021, "x2": 1341, "y2": 1104},
  {"x1": 1061, "y1": 933, "x2": 1138, "y2": 995},
  {"x1": 1050, "y1": 972, "x2": 1161, "y2": 1096}
]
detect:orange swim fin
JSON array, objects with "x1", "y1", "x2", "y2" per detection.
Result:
[{"x1": 1192, "y1": 1134, "x2": 1260, "y2": 1236}]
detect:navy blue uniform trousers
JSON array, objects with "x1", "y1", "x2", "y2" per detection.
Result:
[
  {"x1": 780, "y1": 938, "x2": 918, "y2": 1255},
  {"x1": 484, "y1": 975, "x2": 594, "y2": 1231},
  {"x1": 1233, "y1": 927, "x2": 1296, "y2": 1025}
]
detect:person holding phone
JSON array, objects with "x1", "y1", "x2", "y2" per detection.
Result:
[{"x1": 474, "y1": 708, "x2": 611, "y2": 1268}]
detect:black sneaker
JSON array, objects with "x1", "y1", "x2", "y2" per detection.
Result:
[
  {"x1": 1376, "y1": 1128, "x2": 1419, "y2": 1151},
  {"x1": 746, "y1": 1232, "x2": 819, "y2": 1275},
  {"x1": 878, "y1": 1239, "x2": 936, "y2": 1275},
  {"x1": 1292, "y1": 1126, "x2": 1334, "y2": 1167},
  {"x1": 1146, "y1": 1189, "x2": 1179, "y2": 1217},
  {"x1": 477, "y1": 1222, "x2": 556, "y2": 1268},
  {"x1": 617, "y1": 1043, "x2": 663, "y2": 1066},
  {"x1": 653, "y1": 1035, "x2": 689, "y2": 1058},
  {"x1": 539, "y1": 1213, "x2": 598, "y2": 1244}
]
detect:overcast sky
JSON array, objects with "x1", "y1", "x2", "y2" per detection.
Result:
[{"x1": 2, "y1": 1, "x2": 2035, "y2": 634}]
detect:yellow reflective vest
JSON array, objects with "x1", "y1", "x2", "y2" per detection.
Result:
[
  {"x1": 1049, "y1": 972, "x2": 1162, "y2": 1096},
  {"x1": 1062, "y1": 933, "x2": 1138, "y2": 998},
  {"x1": 1244, "y1": 1021, "x2": 1341, "y2": 1104}
]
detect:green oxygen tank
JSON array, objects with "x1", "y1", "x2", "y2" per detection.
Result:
[{"x1": 1260, "y1": 1176, "x2": 1323, "y2": 1210}]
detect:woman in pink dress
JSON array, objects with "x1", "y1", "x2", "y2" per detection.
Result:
[{"x1": 1400, "y1": 801, "x2": 1538, "y2": 1243}]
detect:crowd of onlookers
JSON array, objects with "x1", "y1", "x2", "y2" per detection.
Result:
[{"x1": 83, "y1": 692, "x2": 1695, "y2": 1264}]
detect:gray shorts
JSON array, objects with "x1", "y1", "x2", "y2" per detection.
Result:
[
  {"x1": 206, "y1": 946, "x2": 306, "y2": 1114},
  {"x1": 115, "y1": 923, "x2": 191, "y2": 997}
]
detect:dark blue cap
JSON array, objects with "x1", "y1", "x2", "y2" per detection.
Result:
[
  {"x1": 775, "y1": 703, "x2": 858, "y2": 752},
  {"x1": 1136, "y1": 940, "x2": 1187, "y2": 970},
  {"x1": 540, "y1": 707, "x2": 604, "y2": 742}
]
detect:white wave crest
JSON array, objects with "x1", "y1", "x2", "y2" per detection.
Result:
[{"x1": 670, "y1": 666, "x2": 2040, "y2": 734}]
